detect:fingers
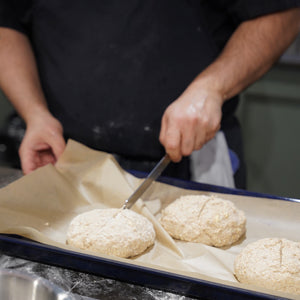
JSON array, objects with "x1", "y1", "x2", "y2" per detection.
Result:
[
  {"x1": 19, "y1": 115, "x2": 66, "y2": 174},
  {"x1": 19, "y1": 141, "x2": 56, "y2": 174},
  {"x1": 48, "y1": 131, "x2": 66, "y2": 162},
  {"x1": 180, "y1": 113, "x2": 202, "y2": 155},
  {"x1": 20, "y1": 148, "x2": 39, "y2": 175},
  {"x1": 160, "y1": 114, "x2": 205, "y2": 162},
  {"x1": 160, "y1": 119, "x2": 182, "y2": 162},
  {"x1": 160, "y1": 92, "x2": 223, "y2": 162}
]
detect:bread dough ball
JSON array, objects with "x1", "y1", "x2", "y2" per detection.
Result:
[
  {"x1": 159, "y1": 195, "x2": 246, "y2": 247},
  {"x1": 66, "y1": 208, "x2": 156, "y2": 258},
  {"x1": 234, "y1": 238, "x2": 300, "y2": 295}
]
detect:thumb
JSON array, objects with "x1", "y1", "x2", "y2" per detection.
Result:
[{"x1": 50, "y1": 135, "x2": 66, "y2": 162}]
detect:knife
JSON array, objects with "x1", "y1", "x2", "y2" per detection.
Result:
[{"x1": 122, "y1": 154, "x2": 171, "y2": 209}]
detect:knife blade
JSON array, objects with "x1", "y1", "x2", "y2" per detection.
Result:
[{"x1": 122, "y1": 154, "x2": 171, "y2": 209}]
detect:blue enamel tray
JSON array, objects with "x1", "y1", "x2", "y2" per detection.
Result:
[{"x1": 0, "y1": 173, "x2": 298, "y2": 300}]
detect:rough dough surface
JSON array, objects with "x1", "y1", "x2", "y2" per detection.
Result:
[
  {"x1": 234, "y1": 238, "x2": 300, "y2": 295},
  {"x1": 159, "y1": 195, "x2": 246, "y2": 247},
  {"x1": 66, "y1": 208, "x2": 156, "y2": 258}
]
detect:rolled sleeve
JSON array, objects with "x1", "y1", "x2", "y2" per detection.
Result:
[
  {"x1": 226, "y1": 0, "x2": 300, "y2": 23},
  {"x1": 0, "y1": 0, "x2": 31, "y2": 34}
]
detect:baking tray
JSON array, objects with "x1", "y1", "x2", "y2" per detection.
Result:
[{"x1": 0, "y1": 173, "x2": 298, "y2": 300}]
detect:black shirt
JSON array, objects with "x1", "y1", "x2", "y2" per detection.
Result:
[{"x1": 0, "y1": 0, "x2": 299, "y2": 163}]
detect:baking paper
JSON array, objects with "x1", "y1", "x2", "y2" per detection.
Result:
[{"x1": 0, "y1": 140, "x2": 299, "y2": 299}]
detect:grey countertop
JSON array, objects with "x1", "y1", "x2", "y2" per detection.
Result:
[{"x1": 0, "y1": 166, "x2": 196, "y2": 300}]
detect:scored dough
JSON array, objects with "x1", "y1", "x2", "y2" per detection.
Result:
[
  {"x1": 66, "y1": 208, "x2": 156, "y2": 258},
  {"x1": 234, "y1": 238, "x2": 300, "y2": 295},
  {"x1": 159, "y1": 194, "x2": 246, "y2": 247}
]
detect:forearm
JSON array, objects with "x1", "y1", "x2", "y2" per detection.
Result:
[
  {"x1": 160, "y1": 7, "x2": 300, "y2": 161},
  {"x1": 0, "y1": 27, "x2": 50, "y2": 125},
  {"x1": 189, "y1": 8, "x2": 300, "y2": 102},
  {"x1": 0, "y1": 28, "x2": 65, "y2": 173}
]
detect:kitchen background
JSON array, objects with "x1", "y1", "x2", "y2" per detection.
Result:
[{"x1": 0, "y1": 35, "x2": 300, "y2": 199}]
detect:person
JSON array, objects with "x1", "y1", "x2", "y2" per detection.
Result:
[{"x1": 0, "y1": 1, "x2": 299, "y2": 189}]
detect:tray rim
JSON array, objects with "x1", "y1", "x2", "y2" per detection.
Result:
[
  {"x1": 0, "y1": 234, "x2": 290, "y2": 300},
  {"x1": 130, "y1": 170, "x2": 300, "y2": 203},
  {"x1": 0, "y1": 172, "x2": 298, "y2": 300}
]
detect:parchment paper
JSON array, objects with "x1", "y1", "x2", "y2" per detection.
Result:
[{"x1": 0, "y1": 140, "x2": 299, "y2": 299}]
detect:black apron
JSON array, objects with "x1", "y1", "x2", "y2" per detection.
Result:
[
  {"x1": 14, "y1": 0, "x2": 239, "y2": 180},
  {"x1": 30, "y1": 1, "x2": 220, "y2": 156}
]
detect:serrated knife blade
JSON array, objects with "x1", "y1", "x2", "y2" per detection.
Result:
[{"x1": 122, "y1": 154, "x2": 171, "y2": 209}]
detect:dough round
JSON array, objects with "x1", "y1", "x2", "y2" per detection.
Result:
[
  {"x1": 159, "y1": 195, "x2": 246, "y2": 247},
  {"x1": 234, "y1": 238, "x2": 300, "y2": 295},
  {"x1": 66, "y1": 208, "x2": 156, "y2": 258}
]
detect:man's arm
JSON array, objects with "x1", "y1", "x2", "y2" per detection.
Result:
[
  {"x1": 0, "y1": 27, "x2": 65, "y2": 174},
  {"x1": 160, "y1": 8, "x2": 300, "y2": 162}
]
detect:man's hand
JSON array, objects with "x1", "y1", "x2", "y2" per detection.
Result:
[
  {"x1": 160, "y1": 7, "x2": 300, "y2": 163},
  {"x1": 159, "y1": 86, "x2": 222, "y2": 162},
  {"x1": 0, "y1": 28, "x2": 66, "y2": 174},
  {"x1": 19, "y1": 113, "x2": 66, "y2": 174}
]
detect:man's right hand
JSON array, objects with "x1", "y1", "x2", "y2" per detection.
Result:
[
  {"x1": 19, "y1": 113, "x2": 66, "y2": 174},
  {"x1": 0, "y1": 28, "x2": 66, "y2": 174}
]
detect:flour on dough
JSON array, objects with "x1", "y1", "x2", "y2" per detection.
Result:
[
  {"x1": 234, "y1": 238, "x2": 300, "y2": 295},
  {"x1": 159, "y1": 194, "x2": 246, "y2": 247},
  {"x1": 67, "y1": 208, "x2": 156, "y2": 258}
]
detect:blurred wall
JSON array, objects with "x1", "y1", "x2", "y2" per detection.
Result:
[
  {"x1": 236, "y1": 64, "x2": 300, "y2": 199},
  {"x1": 236, "y1": 34, "x2": 300, "y2": 198}
]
